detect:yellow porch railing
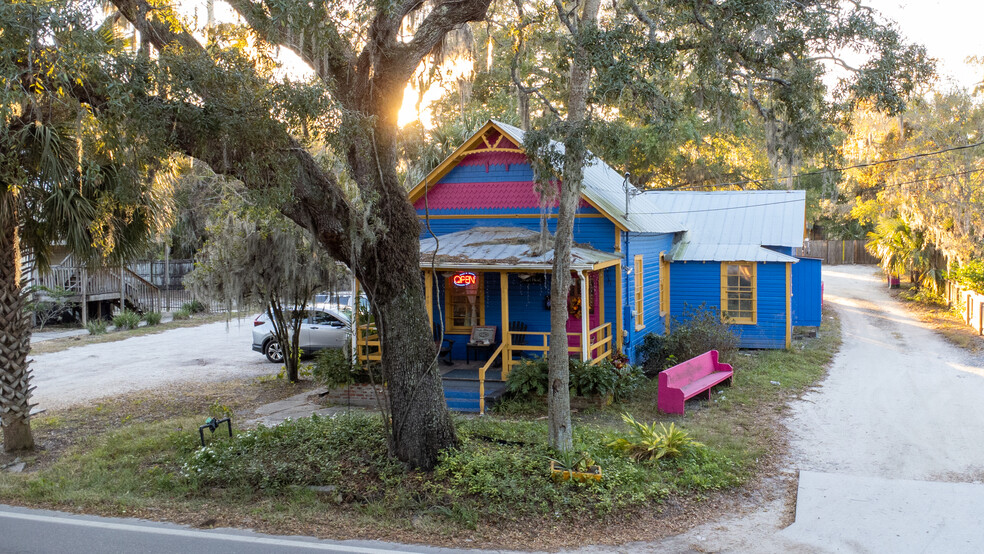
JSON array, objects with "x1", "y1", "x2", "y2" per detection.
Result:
[
  {"x1": 356, "y1": 324, "x2": 381, "y2": 363},
  {"x1": 587, "y1": 323, "x2": 613, "y2": 365},
  {"x1": 478, "y1": 343, "x2": 504, "y2": 415}
]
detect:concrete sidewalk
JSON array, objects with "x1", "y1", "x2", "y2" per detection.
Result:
[{"x1": 780, "y1": 471, "x2": 984, "y2": 553}]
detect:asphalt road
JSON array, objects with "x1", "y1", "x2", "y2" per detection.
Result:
[{"x1": 0, "y1": 504, "x2": 497, "y2": 554}]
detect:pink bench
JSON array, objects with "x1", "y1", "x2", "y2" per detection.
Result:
[{"x1": 657, "y1": 350, "x2": 733, "y2": 415}]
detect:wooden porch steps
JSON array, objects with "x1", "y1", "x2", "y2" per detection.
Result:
[{"x1": 441, "y1": 368, "x2": 507, "y2": 413}]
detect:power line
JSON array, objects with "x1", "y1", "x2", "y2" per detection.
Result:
[
  {"x1": 664, "y1": 139, "x2": 984, "y2": 191},
  {"x1": 626, "y1": 166, "x2": 984, "y2": 215}
]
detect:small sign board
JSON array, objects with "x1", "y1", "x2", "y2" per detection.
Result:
[{"x1": 469, "y1": 325, "x2": 497, "y2": 345}]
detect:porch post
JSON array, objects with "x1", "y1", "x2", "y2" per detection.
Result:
[
  {"x1": 80, "y1": 266, "x2": 87, "y2": 327},
  {"x1": 598, "y1": 269, "x2": 605, "y2": 359},
  {"x1": 785, "y1": 262, "x2": 792, "y2": 350},
  {"x1": 580, "y1": 270, "x2": 590, "y2": 362},
  {"x1": 425, "y1": 270, "x2": 434, "y2": 331},
  {"x1": 500, "y1": 271, "x2": 510, "y2": 378},
  {"x1": 352, "y1": 277, "x2": 360, "y2": 365},
  {"x1": 615, "y1": 262, "x2": 623, "y2": 353}
]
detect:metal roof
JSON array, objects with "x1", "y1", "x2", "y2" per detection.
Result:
[
  {"x1": 645, "y1": 190, "x2": 806, "y2": 263},
  {"x1": 419, "y1": 227, "x2": 621, "y2": 271},
  {"x1": 491, "y1": 121, "x2": 687, "y2": 234}
]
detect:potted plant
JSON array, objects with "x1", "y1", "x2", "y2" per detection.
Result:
[{"x1": 549, "y1": 450, "x2": 603, "y2": 482}]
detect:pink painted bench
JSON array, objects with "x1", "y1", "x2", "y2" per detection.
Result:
[{"x1": 657, "y1": 350, "x2": 734, "y2": 415}]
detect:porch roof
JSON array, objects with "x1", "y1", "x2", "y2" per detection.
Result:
[{"x1": 419, "y1": 227, "x2": 621, "y2": 272}]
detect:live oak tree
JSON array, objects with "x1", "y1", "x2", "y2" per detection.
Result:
[
  {"x1": 506, "y1": 0, "x2": 932, "y2": 449},
  {"x1": 100, "y1": 0, "x2": 494, "y2": 468}
]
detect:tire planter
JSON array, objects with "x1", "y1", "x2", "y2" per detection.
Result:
[{"x1": 550, "y1": 460, "x2": 603, "y2": 482}]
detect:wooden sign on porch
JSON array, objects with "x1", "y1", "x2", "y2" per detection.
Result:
[{"x1": 469, "y1": 325, "x2": 497, "y2": 345}]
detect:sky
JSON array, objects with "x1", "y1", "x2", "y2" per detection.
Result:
[{"x1": 863, "y1": 0, "x2": 984, "y2": 92}]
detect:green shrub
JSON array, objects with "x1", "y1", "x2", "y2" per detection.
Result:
[
  {"x1": 610, "y1": 363, "x2": 645, "y2": 402},
  {"x1": 172, "y1": 308, "x2": 192, "y2": 321},
  {"x1": 181, "y1": 299, "x2": 207, "y2": 314},
  {"x1": 949, "y1": 260, "x2": 984, "y2": 295},
  {"x1": 143, "y1": 311, "x2": 163, "y2": 326},
  {"x1": 505, "y1": 356, "x2": 548, "y2": 398},
  {"x1": 86, "y1": 319, "x2": 108, "y2": 335},
  {"x1": 312, "y1": 349, "x2": 355, "y2": 389},
  {"x1": 608, "y1": 413, "x2": 704, "y2": 461},
  {"x1": 112, "y1": 309, "x2": 141, "y2": 330},
  {"x1": 640, "y1": 304, "x2": 738, "y2": 374},
  {"x1": 569, "y1": 358, "x2": 616, "y2": 397}
]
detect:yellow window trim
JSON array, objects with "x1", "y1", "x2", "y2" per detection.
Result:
[
  {"x1": 445, "y1": 272, "x2": 485, "y2": 334},
  {"x1": 720, "y1": 262, "x2": 757, "y2": 325},
  {"x1": 659, "y1": 253, "x2": 670, "y2": 317},
  {"x1": 634, "y1": 255, "x2": 645, "y2": 330}
]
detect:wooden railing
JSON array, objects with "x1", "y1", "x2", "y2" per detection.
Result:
[
  {"x1": 356, "y1": 324, "x2": 382, "y2": 364},
  {"x1": 36, "y1": 265, "x2": 161, "y2": 313},
  {"x1": 504, "y1": 323, "x2": 613, "y2": 375},
  {"x1": 587, "y1": 323, "x2": 613, "y2": 365},
  {"x1": 478, "y1": 343, "x2": 504, "y2": 415}
]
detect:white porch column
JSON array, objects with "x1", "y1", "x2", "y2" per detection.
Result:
[{"x1": 580, "y1": 270, "x2": 590, "y2": 362}]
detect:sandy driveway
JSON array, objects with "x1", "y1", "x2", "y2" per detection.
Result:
[
  {"x1": 30, "y1": 320, "x2": 274, "y2": 411},
  {"x1": 582, "y1": 265, "x2": 984, "y2": 553}
]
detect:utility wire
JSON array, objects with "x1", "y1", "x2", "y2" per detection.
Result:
[
  {"x1": 626, "y1": 166, "x2": 984, "y2": 215},
  {"x1": 664, "y1": 139, "x2": 984, "y2": 191}
]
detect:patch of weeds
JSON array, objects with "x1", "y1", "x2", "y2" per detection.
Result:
[
  {"x1": 143, "y1": 311, "x2": 163, "y2": 326},
  {"x1": 86, "y1": 320, "x2": 108, "y2": 335},
  {"x1": 172, "y1": 308, "x2": 192, "y2": 321},
  {"x1": 112, "y1": 309, "x2": 141, "y2": 330}
]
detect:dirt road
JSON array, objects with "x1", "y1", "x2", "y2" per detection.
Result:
[
  {"x1": 610, "y1": 265, "x2": 984, "y2": 553},
  {"x1": 29, "y1": 320, "x2": 273, "y2": 411}
]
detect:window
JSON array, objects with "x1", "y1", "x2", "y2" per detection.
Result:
[
  {"x1": 720, "y1": 263, "x2": 756, "y2": 324},
  {"x1": 659, "y1": 253, "x2": 670, "y2": 316},
  {"x1": 634, "y1": 255, "x2": 644, "y2": 330},
  {"x1": 446, "y1": 273, "x2": 483, "y2": 333}
]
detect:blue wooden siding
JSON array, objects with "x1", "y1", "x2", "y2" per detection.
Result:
[
  {"x1": 622, "y1": 232, "x2": 674, "y2": 363},
  {"x1": 792, "y1": 257, "x2": 822, "y2": 327},
  {"x1": 668, "y1": 261, "x2": 788, "y2": 349}
]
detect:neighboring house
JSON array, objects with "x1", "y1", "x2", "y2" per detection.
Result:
[{"x1": 355, "y1": 120, "x2": 822, "y2": 398}]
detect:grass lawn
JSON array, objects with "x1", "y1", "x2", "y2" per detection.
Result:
[{"x1": 0, "y1": 311, "x2": 841, "y2": 549}]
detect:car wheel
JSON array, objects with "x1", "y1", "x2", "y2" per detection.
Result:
[{"x1": 264, "y1": 339, "x2": 284, "y2": 363}]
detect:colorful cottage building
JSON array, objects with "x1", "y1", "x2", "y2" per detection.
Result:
[{"x1": 358, "y1": 120, "x2": 821, "y2": 412}]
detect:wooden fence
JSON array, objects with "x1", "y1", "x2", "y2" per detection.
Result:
[
  {"x1": 945, "y1": 280, "x2": 984, "y2": 336},
  {"x1": 794, "y1": 240, "x2": 878, "y2": 265}
]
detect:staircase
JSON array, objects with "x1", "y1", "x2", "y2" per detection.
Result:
[
  {"x1": 440, "y1": 368, "x2": 507, "y2": 413},
  {"x1": 36, "y1": 263, "x2": 161, "y2": 314}
]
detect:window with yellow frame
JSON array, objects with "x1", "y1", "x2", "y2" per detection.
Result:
[
  {"x1": 634, "y1": 255, "x2": 644, "y2": 329},
  {"x1": 659, "y1": 253, "x2": 670, "y2": 316},
  {"x1": 720, "y1": 262, "x2": 756, "y2": 324},
  {"x1": 445, "y1": 272, "x2": 484, "y2": 333}
]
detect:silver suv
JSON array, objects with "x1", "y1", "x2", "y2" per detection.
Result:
[{"x1": 251, "y1": 307, "x2": 350, "y2": 363}]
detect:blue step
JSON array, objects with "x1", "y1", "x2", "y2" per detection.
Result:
[
  {"x1": 445, "y1": 398, "x2": 481, "y2": 412},
  {"x1": 443, "y1": 388, "x2": 480, "y2": 400}
]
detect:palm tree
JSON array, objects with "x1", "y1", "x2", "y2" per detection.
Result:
[
  {"x1": 1, "y1": 2, "x2": 162, "y2": 451},
  {"x1": 865, "y1": 216, "x2": 941, "y2": 291}
]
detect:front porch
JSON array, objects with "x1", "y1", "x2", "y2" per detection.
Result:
[{"x1": 354, "y1": 227, "x2": 624, "y2": 414}]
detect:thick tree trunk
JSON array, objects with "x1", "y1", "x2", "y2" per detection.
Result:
[
  {"x1": 0, "y1": 199, "x2": 35, "y2": 452},
  {"x1": 546, "y1": 0, "x2": 602, "y2": 451}
]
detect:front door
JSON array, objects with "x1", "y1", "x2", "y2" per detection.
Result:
[{"x1": 565, "y1": 272, "x2": 600, "y2": 352}]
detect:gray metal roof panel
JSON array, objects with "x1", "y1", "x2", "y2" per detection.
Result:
[
  {"x1": 671, "y1": 242, "x2": 800, "y2": 263},
  {"x1": 648, "y1": 190, "x2": 805, "y2": 248},
  {"x1": 420, "y1": 227, "x2": 620, "y2": 270}
]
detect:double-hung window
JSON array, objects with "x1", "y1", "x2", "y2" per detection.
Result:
[
  {"x1": 721, "y1": 262, "x2": 756, "y2": 324},
  {"x1": 446, "y1": 273, "x2": 483, "y2": 333}
]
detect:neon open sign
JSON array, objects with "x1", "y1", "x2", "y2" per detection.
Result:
[{"x1": 452, "y1": 272, "x2": 477, "y2": 287}]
